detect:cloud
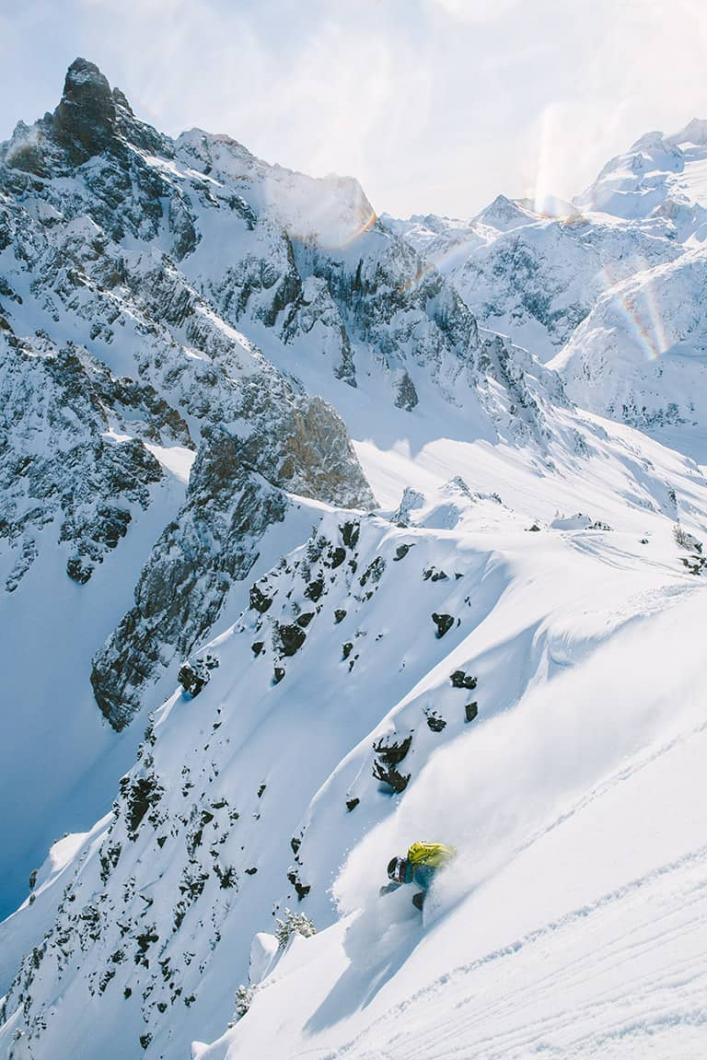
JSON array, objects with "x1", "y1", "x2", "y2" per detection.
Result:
[
  {"x1": 428, "y1": 0, "x2": 521, "y2": 22},
  {"x1": 3, "y1": 0, "x2": 707, "y2": 217}
]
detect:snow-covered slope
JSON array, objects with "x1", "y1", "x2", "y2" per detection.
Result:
[
  {"x1": 200, "y1": 577, "x2": 707, "y2": 1059},
  {"x1": 2, "y1": 405, "x2": 707, "y2": 1058}
]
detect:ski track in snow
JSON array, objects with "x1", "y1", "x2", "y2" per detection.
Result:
[
  {"x1": 327, "y1": 775, "x2": 707, "y2": 1059},
  {"x1": 337, "y1": 850, "x2": 707, "y2": 1059}
]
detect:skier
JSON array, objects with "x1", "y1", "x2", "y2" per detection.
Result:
[{"x1": 380, "y1": 841, "x2": 457, "y2": 910}]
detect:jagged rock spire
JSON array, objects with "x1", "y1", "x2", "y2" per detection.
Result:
[{"x1": 53, "y1": 57, "x2": 118, "y2": 160}]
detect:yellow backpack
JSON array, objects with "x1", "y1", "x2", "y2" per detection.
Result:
[{"x1": 407, "y1": 841, "x2": 457, "y2": 868}]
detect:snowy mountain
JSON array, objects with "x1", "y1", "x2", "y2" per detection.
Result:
[
  {"x1": 574, "y1": 119, "x2": 707, "y2": 235},
  {"x1": 552, "y1": 124, "x2": 707, "y2": 460},
  {"x1": 389, "y1": 122, "x2": 707, "y2": 463},
  {"x1": 3, "y1": 418, "x2": 707, "y2": 1059},
  {"x1": 550, "y1": 246, "x2": 707, "y2": 461},
  {"x1": 2, "y1": 60, "x2": 707, "y2": 1060},
  {"x1": 0, "y1": 56, "x2": 371, "y2": 914},
  {"x1": 383, "y1": 196, "x2": 679, "y2": 363},
  {"x1": 0, "y1": 54, "x2": 562, "y2": 918}
]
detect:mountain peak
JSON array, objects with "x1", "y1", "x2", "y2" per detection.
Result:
[
  {"x1": 53, "y1": 57, "x2": 119, "y2": 160},
  {"x1": 474, "y1": 193, "x2": 535, "y2": 232},
  {"x1": 63, "y1": 57, "x2": 111, "y2": 97},
  {"x1": 666, "y1": 117, "x2": 707, "y2": 147}
]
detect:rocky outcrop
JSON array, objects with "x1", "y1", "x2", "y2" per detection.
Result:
[
  {"x1": 0, "y1": 333, "x2": 189, "y2": 590},
  {"x1": 7, "y1": 57, "x2": 167, "y2": 175},
  {"x1": 372, "y1": 733, "x2": 412, "y2": 793},
  {"x1": 53, "y1": 58, "x2": 124, "y2": 162},
  {"x1": 88, "y1": 374, "x2": 372, "y2": 727},
  {"x1": 90, "y1": 438, "x2": 287, "y2": 729}
]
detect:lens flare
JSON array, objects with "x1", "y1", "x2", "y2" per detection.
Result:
[
  {"x1": 339, "y1": 204, "x2": 377, "y2": 247},
  {"x1": 598, "y1": 262, "x2": 670, "y2": 361}
]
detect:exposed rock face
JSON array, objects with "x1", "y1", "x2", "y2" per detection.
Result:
[
  {"x1": 91, "y1": 434, "x2": 290, "y2": 729},
  {"x1": 0, "y1": 332, "x2": 188, "y2": 590},
  {"x1": 88, "y1": 375, "x2": 374, "y2": 728},
  {"x1": 53, "y1": 58, "x2": 120, "y2": 161},
  {"x1": 0, "y1": 58, "x2": 569, "y2": 729}
]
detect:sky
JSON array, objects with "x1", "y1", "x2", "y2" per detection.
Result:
[{"x1": 2, "y1": 0, "x2": 707, "y2": 218}]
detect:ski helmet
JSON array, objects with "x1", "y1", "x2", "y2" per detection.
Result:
[{"x1": 387, "y1": 856, "x2": 406, "y2": 883}]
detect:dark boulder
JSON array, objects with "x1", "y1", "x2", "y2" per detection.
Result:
[
  {"x1": 304, "y1": 576, "x2": 325, "y2": 602},
  {"x1": 425, "y1": 710, "x2": 446, "y2": 733},
  {"x1": 341, "y1": 521, "x2": 360, "y2": 549},
  {"x1": 250, "y1": 584, "x2": 273, "y2": 613},
  {"x1": 178, "y1": 654, "x2": 218, "y2": 697},
  {"x1": 277, "y1": 623, "x2": 307, "y2": 657},
  {"x1": 372, "y1": 733, "x2": 413, "y2": 794},
  {"x1": 450, "y1": 670, "x2": 477, "y2": 690},
  {"x1": 287, "y1": 869, "x2": 311, "y2": 901},
  {"x1": 432, "y1": 613, "x2": 454, "y2": 638}
]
